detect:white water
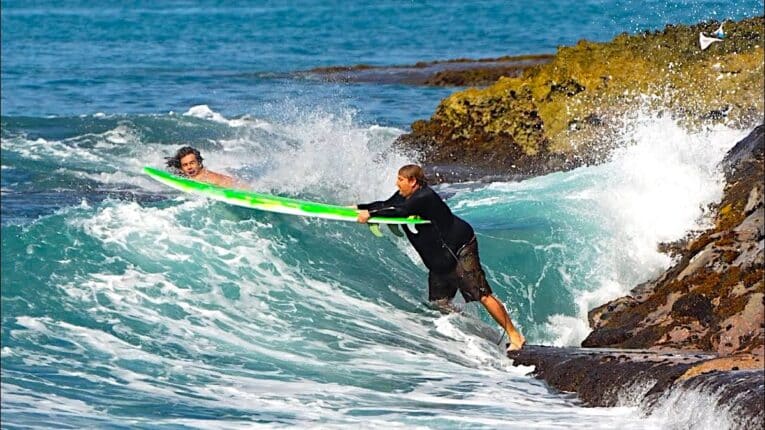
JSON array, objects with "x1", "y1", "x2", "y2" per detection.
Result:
[{"x1": 2, "y1": 106, "x2": 755, "y2": 429}]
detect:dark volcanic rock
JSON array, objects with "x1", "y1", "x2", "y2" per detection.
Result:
[
  {"x1": 581, "y1": 326, "x2": 632, "y2": 348},
  {"x1": 671, "y1": 292, "x2": 714, "y2": 326},
  {"x1": 724, "y1": 124, "x2": 764, "y2": 169},
  {"x1": 508, "y1": 346, "x2": 764, "y2": 429},
  {"x1": 508, "y1": 345, "x2": 711, "y2": 406},
  {"x1": 302, "y1": 55, "x2": 553, "y2": 87}
]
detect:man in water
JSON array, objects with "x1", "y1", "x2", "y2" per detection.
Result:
[
  {"x1": 165, "y1": 146, "x2": 241, "y2": 188},
  {"x1": 356, "y1": 164, "x2": 526, "y2": 351}
]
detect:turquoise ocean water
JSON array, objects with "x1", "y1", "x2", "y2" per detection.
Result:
[{"x1": 2, "y1": 1, "x2": 762, "y2": 428}]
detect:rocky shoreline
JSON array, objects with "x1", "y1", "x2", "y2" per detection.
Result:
[
  {"x1": 317, "y1": 15, "x2": 765, "y2": 425},
  {"x1": 400, "y1": 16, "x2": 764, "y2": 181},
  {"x1": 309, "y1": 17, "x2": 763, "y2": 185},
  {"x1": 583, "y1": 126, "x2": 764, "y2": 357},
  {"x1": 502, "y1": 123, "x2": 764, "y2": 427},
  {"x1": 395, "y1": 17, "x2": 764, "y2": 427}
]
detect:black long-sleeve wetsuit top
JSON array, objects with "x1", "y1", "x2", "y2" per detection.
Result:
[{"x1": 358, "y1": 185, "x2": 474, "y2": 274}]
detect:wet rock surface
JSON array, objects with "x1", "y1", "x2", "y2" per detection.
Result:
[{"x1": 508, "y1": 345, "x2": 764, "y2": 429}]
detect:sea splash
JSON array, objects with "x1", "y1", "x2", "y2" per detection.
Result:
[
  {"x1": 447, "y1": 113, "x2": 750, "y2": 346},
  {"x1": 546, "y1": 115, "x2": 748, "y2": 346}
]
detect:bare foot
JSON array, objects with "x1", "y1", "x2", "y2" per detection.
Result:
[{"x1": 506, "y1": 332, "x2": 526, "y2": 351}]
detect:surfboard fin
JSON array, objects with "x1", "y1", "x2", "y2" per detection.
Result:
[
  {"x1": 369, "y1": 224, "x2": 383, "y2": 237},
  {"x1": 386, "y1": 224, "x2": 404, "y2": 237},
  {"x1": 404, "y1": 223, "x2": 419, "y2": 234}
]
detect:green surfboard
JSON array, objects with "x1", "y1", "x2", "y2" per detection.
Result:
[{"x1": 143, "y1": 167, "x2": 429, "y2": 231}]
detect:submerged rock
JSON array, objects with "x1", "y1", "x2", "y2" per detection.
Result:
[{"x1": 301, "y1": 54, "x2": 553, "y2": 87}]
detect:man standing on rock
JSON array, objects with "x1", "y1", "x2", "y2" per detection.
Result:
[{"x1": 356, "y1": 164, "x2": 525, "y2": 351}]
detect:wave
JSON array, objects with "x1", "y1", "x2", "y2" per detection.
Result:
[
  {"x1": 449, "y1": 113, "x2": 749, "y2": 345},
  {"x1": 1, "y1": 104, "x2": 754, "y2": 428}
]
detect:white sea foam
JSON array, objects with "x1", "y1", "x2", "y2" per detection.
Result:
[
  {"x1": 2, "y1": 136, "x2": 98, "y2": 162},
  {"x1": 2, "y1": 126, "x2": 174, "y2": 192},
  {"x1": 183, "y1": 104, "x2": 231, "y2": 124},
  {"x1": 98, "y1": 123, "x2": 139, "y2": 146},
  {"x1": 645, "y1": 385, "x2": 736, "y2": 429},
  {"x1": 559, "y1": 117, "x2": 750, "y2": 340},
  {"x1": 8, "y1": 106, "x2": 724, "y2": 429},
  {"x1": 2, "y1": 105, "x2": 415, "y2": 206},
  {"x1": 244, "y1": 109, "x2": 413, "y2": 202},
  {"x1": 1, "y1": 382, "x2": 103, "y2": 418},
  {"x1": 544, "y1": 314, "x2": 593, "y2": 347},
  {"x1": 179, "y1": 105, "x2": 261, "y2": 129}
]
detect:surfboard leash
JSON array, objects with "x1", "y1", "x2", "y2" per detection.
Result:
[{"x1": 496, "y1": 329, "x2": 506, "y2": 346}]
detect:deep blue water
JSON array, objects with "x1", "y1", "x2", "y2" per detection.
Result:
[
  {"x1": 2, "y1": 1, "x2": 762, "y2": 428},
  {"x1": 3, "y1": 0, "x2": 761, "y2": 122}
]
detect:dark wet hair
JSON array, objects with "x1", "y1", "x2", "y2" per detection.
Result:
[
  {"x1": 165, "y1": 146, "x2": 204, "y2": 171},
  {"x1": 398, "y1": 164, "x2": 428, "y2": 186}
]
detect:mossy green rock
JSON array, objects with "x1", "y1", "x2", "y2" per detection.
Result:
[{"x1": 400, "y1": 16, "x2": 764, "y2": 179}]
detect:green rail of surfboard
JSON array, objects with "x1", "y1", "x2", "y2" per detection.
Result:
[{"x1": 143, "y1": 167, "x2": 429, "y2": 228}]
